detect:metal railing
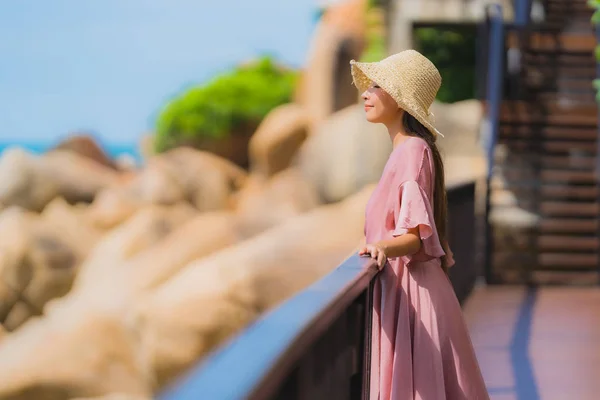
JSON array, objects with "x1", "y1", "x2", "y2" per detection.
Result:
[
  {"x1": 159, "y1": 180, "x2": 478, "y2": 400},
  {"x1": 514, "y1": 0, "x2": 533, "y2": 27},
  {"x1": 483, "y1": 3, "x2": 505, "y2": 284}
]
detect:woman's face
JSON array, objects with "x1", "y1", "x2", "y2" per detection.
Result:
[{"x1": 361, "y1": 82, "x2": 400, "y2": 124}]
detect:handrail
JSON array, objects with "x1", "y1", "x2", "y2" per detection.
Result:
[
  {"x1": 159, "y1": 255, "x2": 379, "y2": 400},
  {"x1": 159, "y1": 179, "x2": 478, "y2": 399}
]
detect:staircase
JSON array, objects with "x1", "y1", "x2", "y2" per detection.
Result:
[{"x1": 488, "y1": 0, "x2": 600, "y2": 284}]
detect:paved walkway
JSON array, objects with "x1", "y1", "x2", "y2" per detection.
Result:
[{"x1": 463, "y1": 285, "x2": 600, "y2": 400}]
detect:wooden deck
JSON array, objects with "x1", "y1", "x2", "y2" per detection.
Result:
[{"x1": 464, "y1": 285, "x2": 600, "y2": 400}]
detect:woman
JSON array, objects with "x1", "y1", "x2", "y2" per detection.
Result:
[{"x1": 351, "y1": 50, "x2": 489, "y2": 399}]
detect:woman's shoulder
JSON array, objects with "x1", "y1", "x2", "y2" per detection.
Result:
[{"x1": 403, "y1": 136, "x2": 429, "y2": 153}]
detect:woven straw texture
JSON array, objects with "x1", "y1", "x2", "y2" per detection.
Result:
[{"x1": 350, "y1": 50, "x2": 443, "y2": 137}]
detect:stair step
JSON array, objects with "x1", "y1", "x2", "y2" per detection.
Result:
[
  {"x1": 498, "y1": 169, "x2": 598, "y2": 184},
  {"x1": 540, "y1": 185, "x2": 599, "y2": 199},
  {"x1": 540, "y1": 201, "x2": 600, "y2": 217},
  {"x1": 524, "y1": 65, "x2": 598, "y2": 78},
  {"x1": 499, "y1": 125, "x2": 598, "y2": 141},
  {"x1": 522, "y1": 51, "x2": 596, "y2": 65},
  {"x1": 539, "y1": 235, "x2": 600, "y2": 251},
  {"x1": 539, "y1": 252, "x2": 599, "y2": 268},
  {"x1": 499, "y1": 105, "x2": 597, "y2": 126},
  {"x1": 492, "y1": 184, "x2": 599, "y2": 200},
  {"x1": 508, "y1": 31, "x2": 597, "y2": 53},
  {"x1": 496, "y1": 139, "x2": 597, "y2": 154},
  {"x1": 534, "y1": 92, "x2": 597, "y2": 104},
  {"x1": 541, "y1": 155, "x2": 598, "y2": 170},
  {"x1": 492, "y1": 252, "x2": 599, "y2": 269},
  {"x1": 540, "y1": 218, "x2": 599, "y2": 234}
]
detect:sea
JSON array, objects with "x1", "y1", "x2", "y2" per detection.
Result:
[{"x1": 0, "y1": 141, "x2": 141, "y2": 163}]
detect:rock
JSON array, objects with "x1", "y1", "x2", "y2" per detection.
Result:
[
  {"x1": 0, "y1": 306, "x2": 153, "y2": 400},
  {"x1": 70, "y1": 208, "x2": 237, "y2": 305},
  {"x1": 0, "y1": 199, "x2": 102, "y2": 331},
  {"x1": 298, "y1": 0, "x2": 366, "y2": 128},
  {"x1": 71, "y1": 203, "x2": 197, "y2": 300},
  {"x1": 138, "y1": 133, "x2": 156, "y2": 161},
  {"x1": 296, "y1": 104, "x2": 391, "y2": 203},
  {"x1": 248, "y1": 103, "x2": 309, "y2": 177},
  {"x1": 42, "y1": 150, "x2": 120, "y2": 205},
  {"x1": 72, "y1": 395, "x2": 151, "y2": 400},
  {"x1": 0, "y1": 208, "x2": 38, "y2": 323},
  {"x1": 234, "y1": 168, "x2": 321, "y2": 238},
  {"x1": 115, "y1": 154, "x2": 138, "y2": 172},
  {"x1": 0, "y1": 148, "x2": 60, "y2": 212},
  {"x1": 0, "y1": 148, "x2": 120, "y2": 212},
  {"x1": 159, "y1": 147, "x2": 247, "y2": 211},
  {"x1": 0, "y1": 209, "x2": 239, "y2": 400},
  {"x1": 51, "y1": 133, "x2": 117, "y2": 170},
  {"x1": 87, "y1": 148, "x2": 247, "y2": 229},
  {"x1": 134, "y1": 185, "x2": 374, "y2": 388}
]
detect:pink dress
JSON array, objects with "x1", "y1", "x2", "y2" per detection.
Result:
[{"x1": 364, "y1": 137, "x2": 489, "y2": 400}]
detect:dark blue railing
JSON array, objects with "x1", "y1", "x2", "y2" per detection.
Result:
[
  {"x1": 159, "y1": 255, "x2": 378, "y2": 400},
  {"x1": 483, "y1": 3, "x2": 505, "y2": 284},
  {"x1": 484, "y1": 3, "x2": 505, "y2": 179},
  {"x1": 514, "y1": 0, "x2": 533, "y2": 27}
]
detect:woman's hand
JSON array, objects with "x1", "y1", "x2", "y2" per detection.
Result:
[{"x1": 359, "y1": 243, "x2": 388, "y2": 270}]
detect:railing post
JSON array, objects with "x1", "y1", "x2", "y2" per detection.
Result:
[
  {"x1": 361, "y1": 279, "x2": 374, "y2": 400},
  {"x1": 514, "y1": 0, "x2": 533, "y2": 27},
  {"x1": 483, "y1": 4, "x2": 505, "y2": 284}
]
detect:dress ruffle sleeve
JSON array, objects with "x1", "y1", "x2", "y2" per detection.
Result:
[{"x1": 391, "y1": 180, "x2": 447, "y2": 266}]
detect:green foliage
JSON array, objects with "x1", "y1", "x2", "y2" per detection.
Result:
[
  {"x1": 414, "y1": 27, "x2": 477, "y2": 103},
  {"x1": 154, "y1": 56, "x2": 298, "y2": 152},
  {"x1": 589, "y1": 0, "x2": 600, "y2": 102},
  {"x1": 360, "y1": 2, "x2": 387, "y2": 62}
]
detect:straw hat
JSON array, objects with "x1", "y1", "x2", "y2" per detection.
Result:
[{"x1": 350, "y1": 49, "x2": 443, "y2": 137}]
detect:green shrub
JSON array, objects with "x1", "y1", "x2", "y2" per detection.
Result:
[
  {"x1": 588, "y1": 0, "x2": 600, "y2": 101},
  {"x1": 414, "y1": 27, "x2": 477, "y2": 103},
  {"x1": 154, "y1": 56, "x2": 298, "y2": 152},
  {"x1": 360, "y1": 2, "x2": 387, "y2": 63}
]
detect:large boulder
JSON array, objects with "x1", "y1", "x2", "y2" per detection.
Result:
[
  {"x1": 0, "y1": 148, "x2": 119, "y2": 212},
  {"x1": 51, "y1": 133, "x2": 117, "y2": 170},
  {"x1": 297, "y1": 0, "x2": 367, "y2": 128},
  {"x1": 87, "y1": 148, "x2": 247, "y2": 229},
  {"x1": 296, "y1": 104, "x2": 391, "y2": 203},
  {"x1": 248, "y1": 103, "x2": 309, "y2": 178},
  {"x1": 0, "y1": 149, "x2": 59, "y2": 212},
  {"x1": 0, "y1": 305, "x2": 153, "y2": 400},
  {"x1": 2, "y1": 199, "x2": 101, "y2": 330},
  {"x1": 0, "y1": 209, "x2": 239, "y2": 400},
  {"x1": 134, "y1": 185, "x2": 374, "y2": 388},
  {"x1": 0, "y1": 208, "x2": 35, "y2": 323},
  {"x1": 233, "y1": 168, "x2": 321, "y2": 238},
  {"x1": 70, "y1": 209, "x2": 238, "y2": 305},
  {"x1": 70, "y1": 203, "x2": 197, "y2": 300}
]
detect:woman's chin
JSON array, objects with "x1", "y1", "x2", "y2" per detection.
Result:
[{"x1": 365, "y1": 113, "x2": 380, "y2": 123}]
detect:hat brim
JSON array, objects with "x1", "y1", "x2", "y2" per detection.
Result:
[{"x1": 349, "y1": 59, "x2": 442, "y2": 138}]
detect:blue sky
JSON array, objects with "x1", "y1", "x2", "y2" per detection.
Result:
[{"x1": 0, "y1": 0, "x2": 318, "y2": 145}]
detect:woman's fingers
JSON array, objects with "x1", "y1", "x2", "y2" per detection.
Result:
[{"x1": 377, "y1": 251, "x2": 386, "y2": 269}]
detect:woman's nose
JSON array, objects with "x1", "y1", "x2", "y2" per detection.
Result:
[{"x1": 361, "y1": 90, "x2": 368, "y2": 101}]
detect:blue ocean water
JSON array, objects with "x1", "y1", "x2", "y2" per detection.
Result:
[{"x1": 0, "y1": 142, "x2": 140, "y2": 162}]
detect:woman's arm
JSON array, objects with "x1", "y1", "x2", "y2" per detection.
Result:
[{"x1": 359, "y1": 227, "x2": 421, "y2": 268}]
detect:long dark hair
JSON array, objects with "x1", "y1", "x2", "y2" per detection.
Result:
[{"x1": 403, "y1": 112, "x2": 449, "y2": 272}]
